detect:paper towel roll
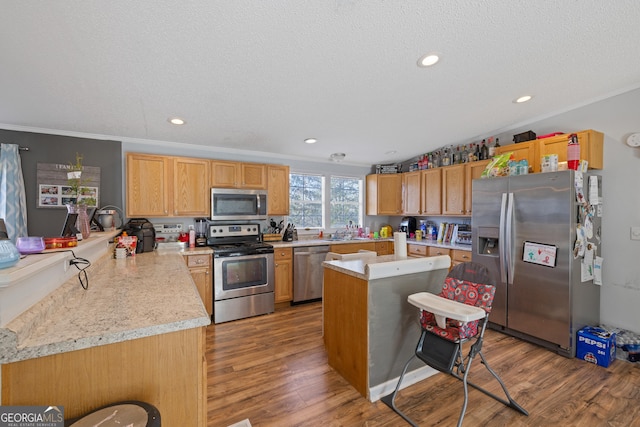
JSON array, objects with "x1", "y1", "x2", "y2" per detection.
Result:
[{"x1": 394, "y1": 232, "x2": 407, "y2": 259}]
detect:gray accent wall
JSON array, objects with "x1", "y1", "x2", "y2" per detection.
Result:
[{"x1": 0, "y1": 130, "x2": 122, "y2": 237}]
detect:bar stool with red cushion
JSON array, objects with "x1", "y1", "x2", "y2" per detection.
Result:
[{"x1": 381, "y1": 262, "x2": 528, "y2": 427}]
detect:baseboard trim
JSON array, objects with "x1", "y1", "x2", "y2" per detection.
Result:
[{"x1": 368, "y1": 365, "x2": 439, "y2": 402}]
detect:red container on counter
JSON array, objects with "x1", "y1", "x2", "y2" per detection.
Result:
[{"x1": 44, "y1": 237, "x2": 78, "y2": 249}]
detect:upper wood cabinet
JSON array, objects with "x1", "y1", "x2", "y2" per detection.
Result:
[
  {"x1": 173, "y1": 157, "x2": 210, "y2": 216},
  {"x1": 211, "y1": 160, "x2": 267, "y2": 189},
  {"x1": 267, "y1": 165, "x2": 290, "y2": 216},
  {"x1": 538, "y1": 130, "x2": 603, "y2": 169},
  {"x1": 494, "y1": 129, "x2": 603, "y2": 172},
  {"x1": 126, "y1": 153, "x2": 210, "y2": 218},
  {"x1": 441, "y1": 164, "x2": 466, "y2": 216},
  {"x1": 464, "y1": 159, "x2": 490, "y2": 216},
  {"x1": 126, "y1": 153, "x2": 170, "y2": 217},
  {"x1": 402, "y1": 171, "x2": 422, "y2": 215},
  {"x1": 421, "y1": 168, "x2": 442, "y2": 215},
  {"x1": 210, "y1": 160, "x2": 238, "y2": 188},
  {"x1": 441, "y1": 161, "x2": 490, "y2": 216},
  {"x1": 366, "y1": 173, "x2": 402, "y2": 216},
  {"x1": 495, "y1": 140, "x2": 539, "y2": 172}
]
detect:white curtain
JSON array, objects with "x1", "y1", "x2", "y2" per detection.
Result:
[{"x1": 0, "y1": 143, "x2": 28, "y2": 241}]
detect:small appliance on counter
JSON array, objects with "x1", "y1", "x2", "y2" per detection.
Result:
[
  {"x1": 122, "y1": 218, "x2": 156, "y2": 253},
  {"x1": 399, "y1": 216, "x2": 417, "y2": 237},
  {"x1": 96, "y1": 209, "x2": 116, "y2": 230},
  {"x1": 194, "y1": 218, "x2": 208, "y2": 247}
]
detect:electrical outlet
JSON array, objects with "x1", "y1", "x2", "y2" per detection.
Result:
[{"x1": 631, "y1": 226, "x2": 640, "y2": 241}]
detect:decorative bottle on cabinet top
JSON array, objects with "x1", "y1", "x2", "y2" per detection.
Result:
[{"x1": 567, "y1": 133, "x2": 580, "y2": 170}]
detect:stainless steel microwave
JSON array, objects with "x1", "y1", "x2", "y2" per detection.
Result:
[{"x1": 210, "y1": 188, "x2": 268, "y2": 221}]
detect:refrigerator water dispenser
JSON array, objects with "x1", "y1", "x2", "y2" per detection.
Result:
[
  {"x1": 477, "y1": 227, "x2": 500, "y2": 256},
  {"x1": 480, "y1": 238, "x2": 499, "y2": 255}
]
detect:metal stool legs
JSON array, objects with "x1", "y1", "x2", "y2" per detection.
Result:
[{"x1": 380, "y1": 353, "x2": 420, "y2": 427}]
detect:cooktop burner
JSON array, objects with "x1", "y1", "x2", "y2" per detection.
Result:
[
  {"x1": 209, "y1": 242, "x2": 273, "y2": 257},
  {"x1": 206, "y1": 222, "x2": 273, "y2": 257}
]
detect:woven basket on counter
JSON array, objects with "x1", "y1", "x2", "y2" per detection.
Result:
[{"x1": 262, "y1": 233, "x2": 282, "y2": 242}]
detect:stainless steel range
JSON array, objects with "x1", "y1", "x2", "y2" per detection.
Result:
[{"x1": 208, "y1": 223, "x2": 274, "y2": 323}]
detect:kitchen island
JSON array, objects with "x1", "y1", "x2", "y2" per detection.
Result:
[
  {"x1": 323, "y1": 254, "x2": 451, "y2": 401},
  {"x1": 1, "y1": 245, "x2": 210, "y2": 426}
]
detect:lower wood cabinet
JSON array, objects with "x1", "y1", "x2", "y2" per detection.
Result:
[
  {"x1": 374, "y1": 240, "x2": 394, "y2": 255},
  {"x1": 407, "y1": 243, "x2": 427, "y2": 257},
  {"x1": 329, "y1": 242, "x2": 377, "y2": 254},
  {"x1": 274, "y1": 247, "x2": 293, "y2": 303},
  {"x1": 451, "y1": 248, "x2": 472, "y2": 267},
  {"x1": 427, "y1": 246, "x2": 451, "y2": 258},
  {"x1": 184, "y1": 254, "x2": 212, "y2": 316}
]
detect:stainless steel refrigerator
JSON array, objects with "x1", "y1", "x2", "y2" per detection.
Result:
[{"x1": 472, "y1": 170, "x2": 601, "y2": 357}]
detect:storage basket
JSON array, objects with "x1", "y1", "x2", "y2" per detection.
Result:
[{"x1": 262, "y1": 233, "x2": 282, "y2": 242}]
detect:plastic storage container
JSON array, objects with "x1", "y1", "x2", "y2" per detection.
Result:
[{"x1": 0, "y1": 239, "x2": 21, "y2": 269}]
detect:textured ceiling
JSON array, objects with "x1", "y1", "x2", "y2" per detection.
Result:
[{"x1": 1, "y1": 1, "x2": 640, "y2": 166}]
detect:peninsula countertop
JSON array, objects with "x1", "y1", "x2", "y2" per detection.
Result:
[
  {"x1": 324, "y1": 254, "x2": 452, "y2": 280},
  {"x1": 0, "y1": 250, "x2": 211, "y2": 364}
]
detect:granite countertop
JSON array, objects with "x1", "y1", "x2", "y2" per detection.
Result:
[
  {"x1": 324, "y1": 254, "x2": 451, "y2": 280},
  {"x1": 0, "y1": 250, "x2": 211, "y2": 364}
]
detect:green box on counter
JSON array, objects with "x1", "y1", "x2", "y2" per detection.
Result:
[{"x1": 576, "y1": 326, "x2": 616, "y2": 367}]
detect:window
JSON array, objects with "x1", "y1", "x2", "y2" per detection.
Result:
[
  {"x1": 289, "y1": 172, "x2": 363, "y2": 230},
  {"x1": 289, "y1": 173, "x2": 324, "y2": 228},
  {"x1": 330, "y1": 176, "x2": 362, "y2": 228}
]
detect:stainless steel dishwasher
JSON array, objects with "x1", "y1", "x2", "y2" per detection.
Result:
[{"x1": 293, "y1": 245, "x2": 330, "y2": 303}]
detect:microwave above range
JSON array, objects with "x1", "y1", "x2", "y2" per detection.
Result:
[{"x1": 211, "y1": 188, "x2": 268, "y2": 221}]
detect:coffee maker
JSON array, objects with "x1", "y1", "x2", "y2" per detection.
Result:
[
  {"x1": 194, "y1": 218, "x2": 208, "y2": 247},
  {"x1": 399, "y1": 216, "x2": 417, "y2": 237}
]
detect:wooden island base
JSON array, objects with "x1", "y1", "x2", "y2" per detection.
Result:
[
  {"x1": 323, "y1": 255, "x2": 450, "y2": 401},
  {"x1": 2, "y1": 327, "x2": 206, "y2": 426}
]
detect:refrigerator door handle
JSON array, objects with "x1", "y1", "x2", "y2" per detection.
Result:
[
  {"x1": 506, "y1": 192, "x2": 515, "y2": 285},
  {"x1": 499, "y1": 193, "x2": 508, "y2": 284}
]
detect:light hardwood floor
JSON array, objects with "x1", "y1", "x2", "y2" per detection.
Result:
[{"x1": 207, "y1": 302, "x2": 639, "y2": 427}]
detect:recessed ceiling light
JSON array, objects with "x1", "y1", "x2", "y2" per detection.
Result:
[
  {"x1": 168, "y1": 117, "x2": 186, "y2": 125},
  {"x1": 417, "y1": 53, "x2": 440, "y2": 67},
  {"x1": 329, "y1": 152, "x2": 346, "y2": 162},
  {"x1": 513, "y1": 95, "x2": 533, "y2": 104},
  {"x1": 385, "y1": 150, "x2": 397, "y2": 155},
  {"x1": 304, "y1": 138, "x2": 318, "y2": 144}
]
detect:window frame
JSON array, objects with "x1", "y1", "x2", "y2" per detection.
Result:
[{"x1": 288, "y1": 171, "x2": 363, "y2": 234}]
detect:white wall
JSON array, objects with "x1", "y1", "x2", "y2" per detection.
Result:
[{"x1": 493, "y1": 88, "x2": 640, "y2": 332}]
